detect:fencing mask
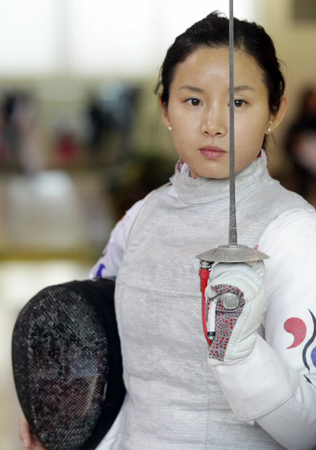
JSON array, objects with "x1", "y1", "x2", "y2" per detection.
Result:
[{"x1": 12, "y1": 278, "x2": 125, "y2": 450}]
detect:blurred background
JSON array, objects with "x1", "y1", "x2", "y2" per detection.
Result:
[{"x1": 2, "y1": 0, "x2": 316, "y2": 447}]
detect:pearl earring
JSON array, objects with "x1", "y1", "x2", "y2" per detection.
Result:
[
  {"x1": 168, "y1": 126, "x2": 172, "y2": 131},
  {"x1": 267, "y1": 121, "x2": 273, "y2": 133}
]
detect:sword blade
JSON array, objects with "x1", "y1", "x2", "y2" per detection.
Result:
[
  {"x1": 196, "y1": 1, "x2": 269, "y2": 264},
  {"x1": 229, "y1": 0, "x2": 237, "y2": 246}
]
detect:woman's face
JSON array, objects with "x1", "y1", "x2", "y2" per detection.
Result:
[{"x1": 161, "y1": 46, "x2": 286, "y2": 179}]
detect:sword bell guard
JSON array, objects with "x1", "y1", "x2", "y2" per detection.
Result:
[{"x1": 196, "y1": 244, "x2": 269, "y2": 263}]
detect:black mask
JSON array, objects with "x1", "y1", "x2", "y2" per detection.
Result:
[{"x1": 12, "y1": 278, "x2": 125, "y2": 450}]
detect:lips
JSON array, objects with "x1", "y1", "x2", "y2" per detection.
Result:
[{"x1": 199, "y1": 146, "x2": 226, "y2": 159}]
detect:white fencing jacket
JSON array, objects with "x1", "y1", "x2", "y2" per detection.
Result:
[{"x1": 91, "y1": 153, "x2": 316, "y2": 450}]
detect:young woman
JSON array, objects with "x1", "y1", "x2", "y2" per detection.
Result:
[{"x1": 20, "y1": 12, "x2": 316, "y2": 450}]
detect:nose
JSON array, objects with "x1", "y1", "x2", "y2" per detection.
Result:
[{"x1": 201, "y1": 107, "x2": 227, "y2": 137}]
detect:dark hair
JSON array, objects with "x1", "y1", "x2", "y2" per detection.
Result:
[{"x1": 155, "y1": 11, "x2": 285, "y2": 116}]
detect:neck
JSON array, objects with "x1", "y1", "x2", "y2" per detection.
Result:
[{"x1": 170, "y1": 151, "x2": 269, "y2": 205}]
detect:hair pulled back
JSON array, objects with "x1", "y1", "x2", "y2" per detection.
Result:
[{"x1": 155, "y1": 11, "x2": 285, "y2": 116}]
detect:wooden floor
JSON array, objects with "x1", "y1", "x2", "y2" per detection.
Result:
[{"x1": 0, "y1": 168, "x2": 114, "y2": 449}]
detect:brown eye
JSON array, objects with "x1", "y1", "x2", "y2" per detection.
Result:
[
  {"x1": 234, "y1": 99, "x2": 246, "y2": 108},
  {"x1": 187, "y1": 98, "x2": 201, "y2": 106}
]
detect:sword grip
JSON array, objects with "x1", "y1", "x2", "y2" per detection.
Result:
[{"x1": 199, "y1": 261, "x2": 214, "y2": 346}]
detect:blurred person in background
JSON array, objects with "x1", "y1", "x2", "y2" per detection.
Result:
[
  {"x1": 0, "y1": 92, "x2": 19, "y2": 166},
  {"x1": 85, "y1": 85, "x2": 140, "y2": 163},
  {"x1": 283, "y1": 88, "x2": 316, "y2": 205},
  {"x1": 298, "y1": 87, "x2": 316, "y2": 118},
  {"x1": 86, "y1": 93, "x2": 108, "y2": 157},
  {"x1": 0, "y1": 91, "x2": 43, "y2": 175},
  {"x1": 12, "y1": 93, "x2": 43, "y2": 175}
]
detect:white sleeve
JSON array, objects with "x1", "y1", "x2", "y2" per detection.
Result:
[
  {"x1": 211, "y1": 209, "x2": 316, "y2": 450},
  {"x1": 89, "y1": 199, "x2": 145, "y2": 280},
  {"x1": 91, "y1": 200, "x2": 145, "y2": 450}
]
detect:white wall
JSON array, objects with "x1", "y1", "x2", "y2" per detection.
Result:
[{"x1": 0, "y1": 0, "x2": 258, "y2": 77}]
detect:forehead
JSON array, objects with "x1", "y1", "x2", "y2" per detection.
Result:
[{"x1": 171, "y1": 46, "x2": 266, "y2": 91}]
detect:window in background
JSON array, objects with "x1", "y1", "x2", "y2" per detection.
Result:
[
  {"x1": 0, "y1": 0, "x2": 257, "y2": 77},
  {"x1": 0, "y1": 0, "x2": 61, "y2": 75}
]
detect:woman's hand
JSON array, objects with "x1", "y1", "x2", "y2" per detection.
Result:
[
  {"x1": 205, "y1": 261, "x2": 265, "y2": 364},
  {"x1": 19, "y1": 416, "x2": 47, "y2": 449}
]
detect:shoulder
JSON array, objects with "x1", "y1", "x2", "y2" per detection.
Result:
[
  {"x1": 120, "y1": 182, "x2": 173, "y2": 243},
  {"x1": 89, "y1": 184, "x2": 172, "y2": 279},
  {"x1": 259, "y1": 208, "x2": 316, "y2": 256},
  {"x1": 122, "y1": 182, "x2": 172, "y2": 233},
  {"x1": 246, "y1": 173, "x2": 313, "y2": 213},
  {"x1": 112, "y1": 198, "x2": 146, "y2": 243},
  {"x1": 89, "y1": 198, "x2": 147, "y2": 280},
  {"x1": 259, "y1": 208, "x2": 316, "y2": 310}
]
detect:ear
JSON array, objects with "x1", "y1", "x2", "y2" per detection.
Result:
[
  {"x1": 159, "y1": 96, "x2": 171, "y2": 130},
  {"x1": 268, "y1": 96, "x2": 288, "y2": 133}
]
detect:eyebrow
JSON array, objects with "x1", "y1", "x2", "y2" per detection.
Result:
[
  {"x1": 178, "y1": 85, "x2": 204, "y2": 93},
  {"x1": 234, "y1": 85, "x2": 255, "y2": 92},
  {"x1": 178, "y1": 84, "x2": 255, "y2": 93}
]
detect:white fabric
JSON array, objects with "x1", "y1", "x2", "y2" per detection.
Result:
[
  {"x1": 90, "y1": 199, "x2": 144, "y2": 280},
  {"x1": 91, "y1": 164, "x2": 316, "y2": 450},
  {"x1": 211, "y1": 335, "x2": 299, "y2": 419}
]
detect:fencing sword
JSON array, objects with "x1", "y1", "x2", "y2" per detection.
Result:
[
  {"x1": 196, "y1": 0, "x2": 269, "y2": 266},
  {"x1": 196, "y1": 1, "x2": 269, "y2": 344}
]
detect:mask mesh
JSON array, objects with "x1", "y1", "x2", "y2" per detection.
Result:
[{"x1": 12, "y1": 279, "x2": 123, "y2": 450}]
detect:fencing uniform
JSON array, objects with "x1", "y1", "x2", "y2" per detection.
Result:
[{"x1": 92, "y1": 152, "x2": 316, "y2": 450}]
